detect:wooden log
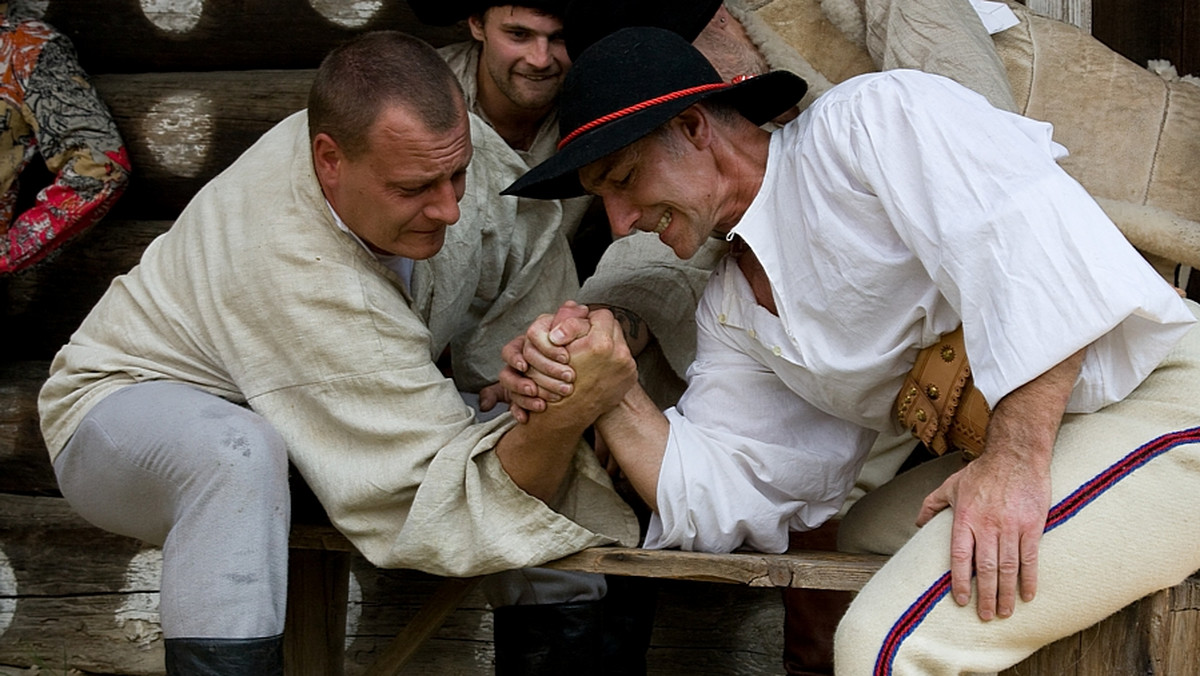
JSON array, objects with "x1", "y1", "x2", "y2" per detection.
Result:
[
  {"x1": 3, "y1": 220, "x2": 171, "y2": 361},
  {"x1": 93, "y1": 71, "x2": 314, "y2": 220},
  {"x1": 36, "y1": 0, "x2": 468, "y2": 75},
  {"x1": 0, "y1": 361, "x2": 56, "y2": 494},
  {"x1": 0, "y1": 493, "x2": 162, "y2": 675}
]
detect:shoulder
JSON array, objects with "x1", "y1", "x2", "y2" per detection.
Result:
[{"x1": 813, "y1": 70, "x2": 990, "y2": 116}]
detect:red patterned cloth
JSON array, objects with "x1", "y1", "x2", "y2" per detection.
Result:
[{"x1": 0, "y1": 16, "x2": 130, "y2": 275}]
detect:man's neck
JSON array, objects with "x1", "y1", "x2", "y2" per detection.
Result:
[{"x1": 474, "y1": 66, "x2": 553, "y2": 152}]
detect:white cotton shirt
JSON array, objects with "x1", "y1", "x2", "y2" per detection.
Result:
[{"x1": 646, "y1": 70, "x2": 1196, "y2": 553}]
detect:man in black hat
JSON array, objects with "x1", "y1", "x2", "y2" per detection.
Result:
[
  {"x1": 405, "y1": 3, "x2": 680, "y2": 673},
  {"x1": 501, "y1": 27, "x2": 1200, "y2": 676}
]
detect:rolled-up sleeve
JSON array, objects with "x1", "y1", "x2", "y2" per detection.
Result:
[{"x1": 646, "y1": 307, "x2": 875, "y2": 553}]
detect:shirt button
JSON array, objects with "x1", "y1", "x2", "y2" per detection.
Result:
[
  {"x1": 748, "y1": 329, "x2": 757, "y2": 339},
  {"x1": 718, "y1": 314, "x2": 727, "y2": 324},
  {"x1": 772, "y1": 345, "x2": 782, "y2": 356}
]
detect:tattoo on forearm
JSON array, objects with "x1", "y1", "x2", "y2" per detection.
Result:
[{"x1": 609, "y1": 306, "x2": 644, "y2": 344}]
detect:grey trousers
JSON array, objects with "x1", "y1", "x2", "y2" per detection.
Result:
[{"x1": 53, "y1": 382, "x2": 290, "y2": 639}]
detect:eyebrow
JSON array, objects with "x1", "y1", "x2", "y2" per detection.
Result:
[{"x1": 581, "y1": 151, "x2": 628, "y2": 193}]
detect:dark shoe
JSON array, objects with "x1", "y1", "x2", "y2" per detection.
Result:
[
  {"x1": 164, "y1": 635, "x2": 283, "y2": 676},
  {"x1": 493, "y1": 600, "x2": 604, "y2": 676}
]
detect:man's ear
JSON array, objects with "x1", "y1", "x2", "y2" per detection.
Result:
[
  {"x1": 468, "y1": 13, "x2": 486, "y2": 41},
  {"x1": 311, "y1": 133, "x2": 342, "y2": 190},
  {"x1": 677, "y1": 105, "x2": 713, "y2": 151}
]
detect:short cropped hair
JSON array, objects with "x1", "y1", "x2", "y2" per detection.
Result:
[{"x1": 308, "y1": 31, "x2": 464, "y2": 159}]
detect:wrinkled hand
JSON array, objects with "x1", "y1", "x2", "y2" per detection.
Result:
[
  {"x1": 499, "y1": 301, "x2": 591, "y2": 422},
  {"x1": 553, "y1": 308, "x2": 638, "y2": 420},
  {"x1": 916, "y1": 447, "x2": 1051, "y2": 621}
]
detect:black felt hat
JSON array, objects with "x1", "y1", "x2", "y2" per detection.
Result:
[
  {"x1": 406, "y1": 0, "x2": 568, "y2": 26},
  {"x1": 562, "y1": 0, "x2": 724, "y2": 61},
  {"x1": 503, "y1": 27, "x2": 806, "y2": 200}
]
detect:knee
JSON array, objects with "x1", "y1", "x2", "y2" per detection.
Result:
[
  {"x1": 193, "y1": 413, "x2": 289, "y2": 498},
  {"x1": 833, "y1": 595, "x2": 887, "y2": 676}
]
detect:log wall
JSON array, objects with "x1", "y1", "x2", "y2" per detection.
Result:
[
  {"x1": 2, "y1": 2, "x2": 1198, "y2": 675},
  {"x1": 0, "y1": 2, "x2": 796, "y2": 674}
]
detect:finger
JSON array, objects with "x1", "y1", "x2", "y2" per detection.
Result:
[
  {"x1": 521, "y1": 340, "x2": 575, "y2": 389},
  {"x1": 548, "y1": 315, "x2": 592, "y2": 348},
  {"x1": 1018, "y1": 530, "x2": 1041, "y2": 604},
  {"x1": 508, "y1": 401, "x2": 529, "y2": 424},
  {"x1": 498, "y1": 366, "x2": 542, "y2": 402},
  {"x1": 478, "y1": 386, "x2": 498, "y2": 412},
  {"x1": 520, "y1": 366, "x2": 572, "y2": 400},
  {"x1": 500, "y1": 334, "x2": 530, "y2": 373},
  {"x1": 551, "y1": 300, "x2": 590, "y2": 327},
  {"x1": 996, "y1": 528, "x2": 1021, "y2": 618},
  {"x1": 916, "y1": 487, "x2": 952, "y2": 527},
  {"x1": 523, "y1": 313, "x2": 573, "y2": 366},
  {"x1": 972, "y1": 528, "x2": 999, "y2": 621},
  {"x1": 948, "y1": 516, "x2": 977, "y2": 610}
]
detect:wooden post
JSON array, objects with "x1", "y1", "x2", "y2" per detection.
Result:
[{"x1": 284, "y1": 548, "x2": 351, "y2": 676}]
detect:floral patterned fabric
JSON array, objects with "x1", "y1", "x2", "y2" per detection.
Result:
[{"x1": 0, "y1": 17, "x2": 129, "y2": 275}]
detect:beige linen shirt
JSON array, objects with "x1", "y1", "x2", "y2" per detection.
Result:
[{"x1": 38, "y1": 111, "x2": 638, "y2": 576}]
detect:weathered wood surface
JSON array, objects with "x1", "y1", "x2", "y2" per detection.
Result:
[
  {"x1": 3, "y1": 220, "x2": 171, "y2": 361},
  {"x1": 0, "y1": 494, "x2": 791, "y2": 676},
  {"x1": 93, "y1": 72, "x2": 313, "y2": 220},
  {"x1": 545, "y1": 546, "x2": 887, "y2": 591},
  {"x1": 34, "y1": 0, "x2": 468, "y2": 75},
  {"x1": 0, "y1": 361, "x2": 55, "y2": 494}
]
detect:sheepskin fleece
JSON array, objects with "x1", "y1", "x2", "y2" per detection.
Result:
[{"x1": 752, "y1": 0, "x2": 1200, "y2": 269}]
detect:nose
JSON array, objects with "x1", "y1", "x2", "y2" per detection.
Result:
[
  {"x1": 424, "y1": 179, "x2": 461, "y2": 226},
  {"x1": 526, "y1": 37, "x2": 553, "y2": 70},
  {"x1": 603, "y1": 196, "x2": 640, "y2": 237}
]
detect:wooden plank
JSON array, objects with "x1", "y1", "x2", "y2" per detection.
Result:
[
  {"x1": 542, "y1": 546, "x2": 887, "y2": 591},
  {"x1": 36, "y1": 0, "x2": 469, "y2": 75},
  {"x1": 3, "y1": 220, "x2": 171, "y2": 361},
  {"x1": 0, "y1": 361, "x2": 56, "y2": 494},
  {"x1": 0, "y1": 494, "x2": 162, "y2": 674},
  {"x1": 361, "y1": 576, "x2": 481, "y2": 676},
  {"x1": 285, "y1": 549, "x2": 351, "y2": 676}
]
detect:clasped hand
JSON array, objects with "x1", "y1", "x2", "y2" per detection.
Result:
[{"x1": 493, "y1": 301, "x2": 637, "y2": 424}]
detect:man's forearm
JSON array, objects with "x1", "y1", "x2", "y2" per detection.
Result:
[
  {"x1": 984, "y1": 348, "x2": 1086, "y2": 463},
  {"x1": 595, "y1": 384, "x2": 669, "y2": 511},
  {"x1": 495, "y1": 408, "x2": 593, "y2": 504},
  {"x1": 587, "y1": 304, "x2": 652, "y2": 357}
]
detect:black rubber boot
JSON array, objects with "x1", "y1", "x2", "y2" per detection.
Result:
[
  {"x1": 164, "y1": 635, "x2": 284, "y2": 676},
  {"x1": 493, "y1": 601, "x2": 605, "y2": 676},
  {"x1": 600, "y1": 576, "x2": 657, "y2": 676}
]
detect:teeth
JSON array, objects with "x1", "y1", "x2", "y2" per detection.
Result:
[{"x1": 653, "y1": 209, "x2": 672, "y2": 234}]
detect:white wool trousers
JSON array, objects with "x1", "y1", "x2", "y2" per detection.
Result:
[
  {"x1": 835, "y1": 314, "x2": 1200, "y2": 675},
  {"x1": 53, "y1": 381, "x2": 291, "y2": 640}
]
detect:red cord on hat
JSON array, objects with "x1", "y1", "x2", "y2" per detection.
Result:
[{"x1": 557, "y1": 82, "x2": 732, "y2": 150}]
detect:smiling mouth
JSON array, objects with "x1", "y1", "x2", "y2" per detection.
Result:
[{"x1": 653, "y1": 208, "x2": 672, "y2": 234}]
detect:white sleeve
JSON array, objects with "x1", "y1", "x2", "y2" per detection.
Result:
[
  {"x1": 829, "y1": 71, "x2": 1195, "y2": 408},
  {"x1": 645, "y1": 299, "x2": 876, "y2": 553}
]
